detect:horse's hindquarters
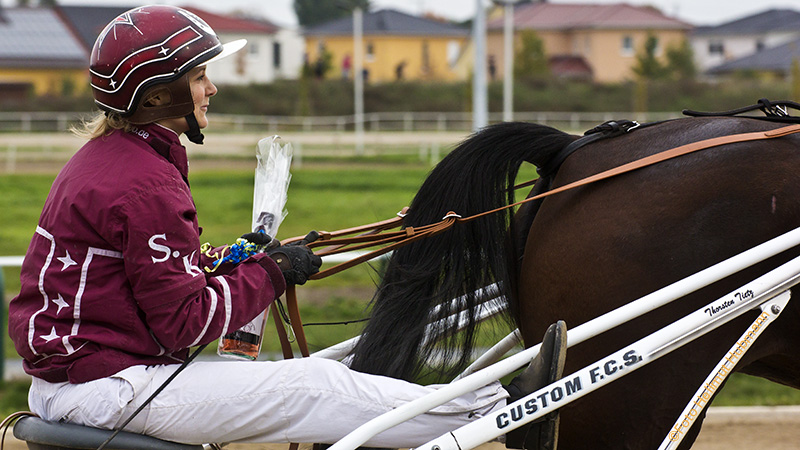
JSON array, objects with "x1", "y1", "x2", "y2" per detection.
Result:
[{"x1": 516, "y1": 118, "x2": 800, "y2": 449}]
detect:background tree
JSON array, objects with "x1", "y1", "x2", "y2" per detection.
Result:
[
  {"x1": 294, "y1": 0, "x2": 371, "y2": 28},
  {"x1": 632, "y1": 34, "x2": 668, "y2": 80},
  {"x1": 632, "y1": 34, "x2": 667, "y2": 112},
  {"x1": 665, "y1": 39, "x2": 697, "y2": 81},
  {"x1": 514, "y1": 30, "x2": 550, "y2": 83}
]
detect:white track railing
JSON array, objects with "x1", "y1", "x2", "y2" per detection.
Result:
[{"x1": 0, "y1": 111, "x2": 684, "y2": 133}]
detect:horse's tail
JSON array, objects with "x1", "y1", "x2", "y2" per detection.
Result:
[{"x1": 348, "y1": 122, "x2": 577, "y2": 381}]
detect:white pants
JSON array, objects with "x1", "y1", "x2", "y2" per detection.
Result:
[{"x1": 29, "y1": 358, "x2": 508, "y2": 447}]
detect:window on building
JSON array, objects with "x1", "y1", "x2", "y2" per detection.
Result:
[
  {"x1": 366, "y1": 42, "x2": 375, "y2": 62},
  {"x1": 447, "y1": 40, "x2": 460, "y2": 67},
  {"x1": 273, "y1": 42, "x2": 281, "y2": 69},
  {"x1": 249, "y1": 42, "x2": 259, "y2": 56},
  {"x1": 621, "y1": 35, "x2": 634, "y2": 55},
  {"x1": 709, "y1": 41, "x2": 724, "y2": 55}
]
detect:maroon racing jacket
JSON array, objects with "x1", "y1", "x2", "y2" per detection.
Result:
[{"x1": 8, "y1": 123, "x2": 286, "y2": 383}]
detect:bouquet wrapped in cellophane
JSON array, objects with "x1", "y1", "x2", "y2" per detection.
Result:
[{"x1": 218, "y1": 136, "x2": 293, "y2": 360}]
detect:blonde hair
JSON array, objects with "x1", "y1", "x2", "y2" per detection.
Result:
[{"x1": 70, "y1": 111, "x2": 138, "y2": 140}]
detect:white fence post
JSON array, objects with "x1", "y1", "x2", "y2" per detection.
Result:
[{"x1": 404, "y1": 113, "x2": 413, "y2": 132}]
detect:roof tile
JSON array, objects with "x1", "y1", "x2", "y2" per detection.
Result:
[
  {"x1": 488, "y1": 2, "x2": 690, "y2": 30},
  {"x1": 693, "y1": 9, "x2": 800, "y2": 36},
  {"x1": 304, "y1": 9, "x2": 468, "y2": 37}
]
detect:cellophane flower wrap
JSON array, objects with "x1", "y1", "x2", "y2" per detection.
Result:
[{"x1": 217, "y1": 136, "x2": 293, "y2": 360}]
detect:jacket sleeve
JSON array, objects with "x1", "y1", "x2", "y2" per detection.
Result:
[
  {"x1": 143, "y1": 254, "x2": 286, "y2": 349},
  {"x1": 116, "y1": 182, "x2": 287, "y2": 350}
]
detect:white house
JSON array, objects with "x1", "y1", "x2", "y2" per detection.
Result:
[
  {"x1": 691, "y1": 8, "x2": 800, "y2": 72},
  {"x1": 183, "y1": 7, "x2": 304, "y2": 84}
]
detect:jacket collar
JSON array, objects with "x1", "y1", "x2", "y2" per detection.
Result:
[{"x1": 128, "y1": 123, "x2": 190, "y2": 185}]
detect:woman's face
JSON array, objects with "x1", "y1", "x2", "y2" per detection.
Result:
[
  {"x1": 187, "y1": 65, "x2": 217, "y2": 129},
  {"x1": 158, "y1": 65, "x2": 217, "y2": 134}
]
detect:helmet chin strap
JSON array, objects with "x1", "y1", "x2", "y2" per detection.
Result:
[{"x1": 184, "y1": 112, "x2": 205, "y2": 144}]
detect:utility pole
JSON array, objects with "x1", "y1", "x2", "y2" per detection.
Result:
[
  {"x1": 353, "y1": 7, "x2": 364, "y2": 155},
  {"x1": 472, "y1": 0, "x2": 488, "y2": 131},
  {"x1": 502, "y1": 1, "x2": 516, "y2": 122},
  {"x1": 492, "y1": 0, "x2": 520, "y2": 122}
]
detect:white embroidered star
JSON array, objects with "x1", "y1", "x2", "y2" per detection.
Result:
[
  {"x1": 109, "y1": 79, "x2": 117, "y2": 89},
  {"x1": 57, "y1": 250, "x2": 77, "y2": 271},
  {"x1": 52, "y1": 294, "x2": 70, "y2": 315},
  {"x1": 96, "y1": 8, "x2": 149, "y2": 52},
  {"x1": 159, "y1": 46, "x2": 169, "y2": 55},
  {"x1": 41, "y1": 327, "x2": 60, "y2": 343}
]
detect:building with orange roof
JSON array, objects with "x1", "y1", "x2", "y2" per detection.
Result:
[
  {"x1": 303, "y1": 9, "x2": 469, "y2": 83},
  {"x1": 487, "y1": 2, "x2": 692, "y2": 83}
]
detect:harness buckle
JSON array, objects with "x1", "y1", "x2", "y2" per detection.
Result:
[{"x1": 625, "y1": 121, "x2": 641, "y2": 132}]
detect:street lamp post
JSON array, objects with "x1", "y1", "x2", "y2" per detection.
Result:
[
  {"x1": 502, "y1": 1, "x2": 515, "y2": 122},
  {"x1": 472, "y1": 0, "x2": 487, "y2": 131},
  {"x1": 494, "y1": 0, "x2": 520, "y2": 122},
  {"x1": 353, "y1": 7, "x2": 364, "y2": 156}
]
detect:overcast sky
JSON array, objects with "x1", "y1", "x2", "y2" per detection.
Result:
[{"x1": 4, "y1": 0, "x2": 800, "y2": 28}]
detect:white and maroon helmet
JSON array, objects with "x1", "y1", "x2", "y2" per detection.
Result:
[{"x1": 89, "y1": 5, "x2": 244, "y2": 138}]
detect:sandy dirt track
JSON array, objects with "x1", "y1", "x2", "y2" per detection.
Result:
[{"x1": 3, "y1": 406, "x2": 800, "y2": 450}]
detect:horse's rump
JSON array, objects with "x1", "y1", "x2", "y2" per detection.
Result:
[{"x1": 519, "y1": 116, "x2": 800, "y2": 448}]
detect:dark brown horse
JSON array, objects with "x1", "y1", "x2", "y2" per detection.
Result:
[{"x1": 347, "y1": 115, "x2": 800, "y2": 449}]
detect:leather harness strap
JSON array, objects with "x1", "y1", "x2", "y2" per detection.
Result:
[
  {"x1": 272, "y1": 287, "x2": 311, "y2": 359},
  {"x1": 271, "y1": 304, "x2": 295, "y2": 360},
  {"x1": 465, "y1": 123, "x2": 800, "y2": 223},
  {"x1": 286, "y1": 285, "x2": 310, "y2": 357}
]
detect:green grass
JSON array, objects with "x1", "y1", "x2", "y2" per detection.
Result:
[
  {"x1": 1, "y1": 379, "x2": 31, "y2": 419},
  {"x1": 713, "y1": 374, "x2": 800, "y2": 406}
]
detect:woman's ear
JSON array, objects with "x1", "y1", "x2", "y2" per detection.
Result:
[{"x1": 143, "y1": 87, "x2": 172, "y2": 107}]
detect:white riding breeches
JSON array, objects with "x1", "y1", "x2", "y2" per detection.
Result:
[{"x1": 28, "y1": 357, "x2": 509, "y2": 447}]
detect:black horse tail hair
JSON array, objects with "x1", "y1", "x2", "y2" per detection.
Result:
[{"x1": 347, "y1": 121, "x2": 578, "y2": 381}]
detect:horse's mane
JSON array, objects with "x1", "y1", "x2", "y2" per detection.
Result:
[{"x1": 347, "y1": 122, "x2": 577, "y2": 381}]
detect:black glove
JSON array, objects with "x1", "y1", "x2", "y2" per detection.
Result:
[
  {"x1": 267, "y1": 244, "x2": 322, "y2": 285},
  {"x1": 240, "y1": 231, "x2": 282, "y2": 252},
  {"x1": 263, "y1": 232, "x2": 322, "y2": 285}
]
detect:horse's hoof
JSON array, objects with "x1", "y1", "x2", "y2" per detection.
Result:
[{"x1": 504, "y1": 320, "x2": 567, "y2": 450}]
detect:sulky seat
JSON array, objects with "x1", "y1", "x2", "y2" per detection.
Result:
[{"x1": 12, "y1": 415, "x2": 208, "y2": 450}]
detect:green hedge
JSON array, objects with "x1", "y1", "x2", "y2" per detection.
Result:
[{"x1": 2, "y1": 78, "x2": 794, "y2": 116}]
